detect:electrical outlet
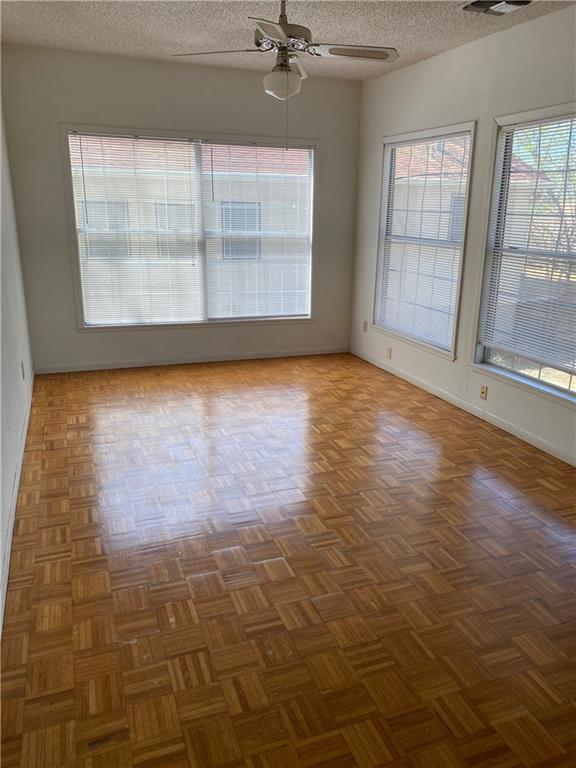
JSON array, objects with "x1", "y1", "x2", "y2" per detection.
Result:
[
  {"x1": 363, "y1": 320, "x2": 368, "y2": 332},
  {"x1": 21, "y1": 361, "x2": 25, "y2": 380},
  {"x1": 385, "y1": 347, "x2": 392, "y2": 360},
  {"x1": 480, "y1": 384, "x2": 488, "y2": 400}
]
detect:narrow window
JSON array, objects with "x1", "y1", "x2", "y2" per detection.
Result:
[
  {"x1": 478, "y1": 114, "x2": 576, "y2": 394},
  {"x1": 374, "y1": 130, "x2": 472, "y2": 353}
]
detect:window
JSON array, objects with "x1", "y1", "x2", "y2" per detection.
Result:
[
  {"x1": 374, "y1": 128, "x2": 472, "y2": 353},
  {"x1": 220, "y1": 202, "x2": 261, "y2": 259},
  {"x1": 67, "y1": 132, "x2": 314, "y2": 326},
  {"x1": 478, "y1": 114, "x2": 576, "y2": 394}
]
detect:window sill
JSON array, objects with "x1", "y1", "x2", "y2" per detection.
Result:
[
  {"x1": 470, "y1": 363, "x2": 576, "y2": 408},
  {"x1": 370, "y1": 324, "x2": 456, "y2": 361},
  {"x1": 77, "y1": 316, "x2": 316, "y2": 332}
]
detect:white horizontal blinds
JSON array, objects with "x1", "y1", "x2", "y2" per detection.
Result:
[
  {"x1": 200, "y1": 143, "x2": 313, "y2": 319},
  {"x1": 374, "y1": 132, "x2": 471, "y2": 351},
  {"x1": 479, "y1": 116, "x2": 576, "y2": 376},
  {"x1": 68, "y1": 133, "x2": 314, "y2": 326},
  {"x1": 69, "y1": 133, "x2": 204, "y2": 326}
]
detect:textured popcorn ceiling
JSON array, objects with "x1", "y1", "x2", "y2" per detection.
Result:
[{"x1": 1, "y1": 0, "x2": 569, "y2": 80}]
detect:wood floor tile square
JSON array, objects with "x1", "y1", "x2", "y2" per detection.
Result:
[
  {"x1": 233, "y1": 705, "x2": 289, "y2": 754},
  {"x1": 184, "y1": 716, "x2": 243, "y2": 767},
  {"x1": 341, "y1": 717, "x2": 397, "y2": 768},
  {"x1": 127, "y1": 693, "x2": 180, "y2": 745}
]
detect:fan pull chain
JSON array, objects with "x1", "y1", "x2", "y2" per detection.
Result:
[
  {"x1": 285, "y1": 74, "x2": 289, "y2": 152},
  {"x1": 210, "y1": 145, "x2": 215, "y2": 202}
]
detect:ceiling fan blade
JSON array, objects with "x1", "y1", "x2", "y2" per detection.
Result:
[
  {"x1": 173, "y1": 48, "x2": 262, "y2": 57},
  {"x1": 310, "y1": 44, "x2": 399, "y2": 62},
  {"x1": 289, "y1": 55, "x2": 308, "y2": 80},
  {"x1": 248, "y1": 17, "x2": 289, "y2": 44}
]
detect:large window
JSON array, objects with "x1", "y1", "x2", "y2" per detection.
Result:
[
  {"x1": 478, "y1": 114, "x2": 576, "y2": 394},
  {"x1": 67, "y1": 132, "x2": 314, "y2": 326},
  {"x1": 374, "y1": 128, "x2": 472, "y2": 353}
]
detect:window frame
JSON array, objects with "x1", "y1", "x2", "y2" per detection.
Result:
[
  {"x1": 371, "y1": 121, "x2": 476, "y2": 359},
  {"x1": 473, "y1": 101, "x2": 576, "y2": 400},
  {"x1": 60, "y1": 123, "x2": 319, "y2": 331}
]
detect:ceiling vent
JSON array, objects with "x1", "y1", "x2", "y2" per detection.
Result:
[{"x1": 463, "y1": 0, "x2": 531, "y2": 15}]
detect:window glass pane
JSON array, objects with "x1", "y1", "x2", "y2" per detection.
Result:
[
  {"x1": 374, "y1": 131, "x2": 471, "y2": 351},
  {"x1": 202, "y1": 144, "x2": 313, "y2": 319},
  {"x1": 486, "y1": 347, "x2": 575, "y2": 394}
]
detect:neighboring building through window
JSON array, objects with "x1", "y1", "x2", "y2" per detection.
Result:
[
  {"x1": 155, "y1": 202, "x2": 195, "y2": 232},
  {"x1": 155, "y1": 202, "x2": 196, "y2": 261},
  {"x1": 374, "y1": 128, "x2": 473, "y2": 353},
  {"x1": 220, "y1": 201, "x2": 261, "y2": 259},
  {"x1": 78, "y1": 200, "x2": 130, "y2": 259},
  {"x1": 478, "y1": 114, "x2": 576, "y2": 394}
]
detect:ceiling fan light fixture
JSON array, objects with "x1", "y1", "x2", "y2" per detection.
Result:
[{"x1": 263, "y1": 68, "x2": 301, "y2": 100}]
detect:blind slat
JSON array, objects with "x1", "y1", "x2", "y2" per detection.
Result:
[
  {"x1": 374, "y1": 132, "x2": 471, "y2": 351},
  {"x1": 68, "y1": 133, "x2": 314, "y2": 326},
  {"x1": 478, "y1": 116, "x2": 576, "y2": 377}
]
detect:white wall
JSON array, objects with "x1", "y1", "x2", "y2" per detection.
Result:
[
  {"x1": 1, "y1": 45, "x2": 359, "y2": 372},
  {"x1": 351, "y1": 6, "x2": 576, "y2": 465},
  {"x1": 1, "y1": 115, "x2": 33, "y2": 627}
]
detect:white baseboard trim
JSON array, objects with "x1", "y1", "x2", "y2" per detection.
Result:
[
  {"x1": 353, "y1": 350, "x2": 575, "y2": 467},
  {"x1": 480, "y1": 411, "x2": 575, "y2": 467},
  {"x1": 34, "y1": 346, "x2": 350, "y2": 374},
  {"x1": 354, "y1": 349, "x2": 483, "y2": 417},
  {"x1": 1, "y1": 377, "x2": 34, "y2": 635}
]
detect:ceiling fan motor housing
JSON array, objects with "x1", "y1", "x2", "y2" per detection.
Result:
[{"x1": 255, "y1": 23, "x2": 313, "y2": 52}]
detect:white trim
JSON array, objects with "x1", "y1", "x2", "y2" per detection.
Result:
[
  {"x1": 380, "y1": 121, "x2": 477, "y2": 146},
  {"x1": 470, "y1": 363, "x2": 576, "y2": 408},
  {"x1": 469, "y1": 114, "x2": 501, "y2": 363},
  {"x1": 1, "y1": 377, "x2": 33, "y2": 635},
  {"x1": 372, "y1": 120, "x2": 476, "y2": 358},
  {"x1": 76, "y1": 317, "x2": 317, "y2": 333},
  {"x1": 369, "y1": 323, "x2": 455, "y2": 361},
  {"x1": 353, "y1": 350, "x2": 576, "y2": 468},
  {"x1": 58, "y1": 122, "x2": 320, "y2": 331},
  {"x1": 63, "y1": 123, "x2": 319, "y2": 149},
  {"x1": 34, "y1": 346, "x2": 349, "y2": 374},
  {"x1": 354, "y1": 349, "x2": 482, "y2": 415},
  {"x1": 494, "y1": 101, "x2": 576, "y2": 128},
  {"x1": 481, "y1": 411, "x2": 575, "y2": 467}
]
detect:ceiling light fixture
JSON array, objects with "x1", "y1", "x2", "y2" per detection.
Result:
[{"x1": 263, "y1": 49, "x2": 302, "y2": 100}]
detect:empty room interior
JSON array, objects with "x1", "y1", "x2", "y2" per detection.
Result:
[{"x1": 1, "y1": 1, "x2": 576, "y2": 766}]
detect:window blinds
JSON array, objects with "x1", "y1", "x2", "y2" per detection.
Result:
[
  {"x1": 68, "y1": 133, "x2": 314, "y2": 326},
  {"x1": 374, "y1": 131, "x2": 472, "y2": 352},
  {"x1": 478, "y1": 116, "x2": 576, "y2": 376}
]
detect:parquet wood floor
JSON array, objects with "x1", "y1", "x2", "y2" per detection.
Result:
[{"x1": 2, "y1": 353, "x2": 575, "y2": 768}]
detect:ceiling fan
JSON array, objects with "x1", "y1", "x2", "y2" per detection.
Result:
[{"x1": 174, "y1": 0, "x2": 399, "y2": 100}]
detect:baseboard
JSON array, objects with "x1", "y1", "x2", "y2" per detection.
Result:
[
  {"x1": 352, "y1": 350, "x2": 575, "y2": 467},
  {"x1": 1, "y1": 376, "x2": 34, "y2": 635},
  {"x1": 354, "y1": 349, "x2": 483, "y2": 417},
  {"x1": 480, "y1": 410, "x2": 575, "y2": 467},
  {"x1": 34, "y1": 346, "x2": 350, "y2": 374}
]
